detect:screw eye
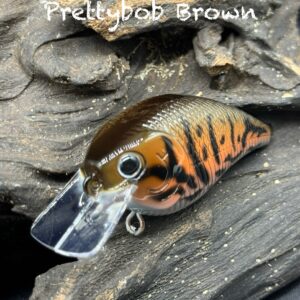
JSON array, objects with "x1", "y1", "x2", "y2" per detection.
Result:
[
  {"x1": 117, "y1": 152, "x2": 144, "y2": 180},
  {"x1": 84, "y1": 175, "x2": 102, "y2": 195},
  {"x1": 90, "y1": 179, "x2": 100, "y2": 190}
]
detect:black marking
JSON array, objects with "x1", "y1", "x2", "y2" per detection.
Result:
[
  {"x1": 202, "y1": 147, "x2": 208, "y2": 161},
  {"x1": 163, "y1": 136, "x2": 197, "y2": 188},
  {"x1": 241, "y1": 118, "x2": 267, "y2": 148},
  {"x1": 196, "y1": 125, "x2": 203, "y2": 137},
  {"x1": 220, "y1": 135, "x2": 225, "y2": 145},
  {"x1": 177, "y1": 186, "x2": 185, "y2": 196},
  {"x1": 186, "y1": 176, "x2": 197, "y2": 189},
  {"x1": 182, "y1": 120, "x2": 209, "y2": 185},
  {"x1": 143, "y1": 136, "x2": 197, "y2": 190},
  {"x1": 225, "y1": 147, "x2": 247, "y2": 163},
  {"x1": 162, "y1": 136, "x2": 178, "y2": 172},
  {"x1": 181, "y1": 186, "x2": 203, "y2": 202},
  {"x1": 146, "y1": 165, "x2": 168, "y2": 181},
  {"x1": 224, "y1": 143, "x2": 264, "y2": 164},
  {"x1": 237, "y1": 135, "x2": 241, "y2": 143},
  {"x1": 228, "y1": 116, "x2": 236, "y2": 152},
  {"x1": 207, "y1": 116, "x2": 221, "y2": 165},
  {"x1": 153, "y1": 186, "x2": 184, "y2": 201},
  {"x1": 173, "y1": 165, "x2": 183, "y2": 179},
  {"x1": 215, "y1": 168, "x2": 226, "y2": 177},
  {"x1": 224, "y1": 154, "x2": 235, "y2": 163},
  {"x1": 224, "y1": 151, "x2": 245, "y2": 163},
  {"x1": 140, "y1": 136, "x2": 176, "y2": 182},
  {"x1": 173, "y1": 165, "x2": 197, "y2": 189}
]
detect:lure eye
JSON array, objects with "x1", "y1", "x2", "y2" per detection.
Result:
[{"x1": 117, "y1": 152, "x2": 144, "y2": 180}]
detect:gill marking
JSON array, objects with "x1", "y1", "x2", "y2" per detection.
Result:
[
  {"x1": 141, "y1": 136, "x2": 197, "y2": 200},
  {"x1": 152, "y1": 185, "x2": 184, "y2": 201}
]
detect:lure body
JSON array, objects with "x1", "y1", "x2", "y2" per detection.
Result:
[
  {"x1": 85, "y1": 94, "x2": 271, "y2": 215},
  {"x1": 31, "y1": 95, "x2": 271, "y2": 258}
]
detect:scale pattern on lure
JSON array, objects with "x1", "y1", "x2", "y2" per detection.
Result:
[{"x1": 31, "y1": 95, "x2": 271, "y2": 258}]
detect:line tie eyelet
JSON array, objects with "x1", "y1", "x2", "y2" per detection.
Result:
[{"x1": 125, "y1": 211, "x2": 145, "y2": 236}]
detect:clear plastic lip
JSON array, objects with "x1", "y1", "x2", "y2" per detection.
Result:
[{"x1": 31, "y1": 170, "x2": 135, "y2": 259}]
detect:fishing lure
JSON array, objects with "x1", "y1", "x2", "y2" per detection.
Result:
[{"x1": 31, "y1": 95, "x2": 271, "y2": 258}]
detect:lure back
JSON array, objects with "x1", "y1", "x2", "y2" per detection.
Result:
[{"x1": 31, "y1": 95, "x2": 271, "y2": 258}]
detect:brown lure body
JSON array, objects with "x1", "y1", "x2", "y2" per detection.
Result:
[
  {"x1": 31, "y1": 94, "x2": 272, "y2": 258},
  {"x1": 84, "y1": 94, "x2": 271, "y2": 216}
]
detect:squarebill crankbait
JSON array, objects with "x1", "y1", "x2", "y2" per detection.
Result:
[{"x1": 31, "y1": 95, "x2": 271, "y2": 258}]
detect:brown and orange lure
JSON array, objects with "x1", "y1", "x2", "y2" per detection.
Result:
[{"x1": 31, "y1": 95, "x2": 271, "y2": 258}]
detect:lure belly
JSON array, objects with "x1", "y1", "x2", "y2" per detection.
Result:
[{"x1": 31, "y1": 95, "x2": 271, "y2": 258}]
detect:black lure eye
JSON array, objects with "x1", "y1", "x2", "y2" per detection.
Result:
[{"x1": 118, "y1": 153, "x2": 144, "y2": 180}]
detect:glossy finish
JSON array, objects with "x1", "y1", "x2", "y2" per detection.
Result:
[
  {"x1": 31, "y1": 94, "x2": 271, "y2": 258},
  {"x1": 84, "y1": 94, "x2": 271, "y2": 215}
]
